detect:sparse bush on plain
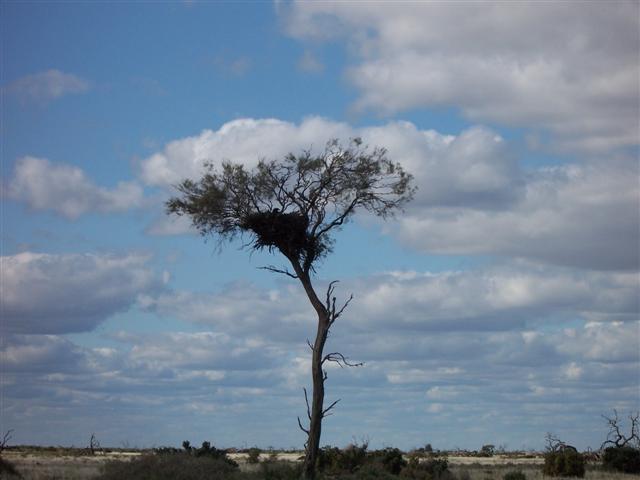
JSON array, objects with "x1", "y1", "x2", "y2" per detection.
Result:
[
  {"x1": 97, "y1": 453, "x2": 240, "y2": 480},
  {"x1": 318, "y1": 442, "x2": 369, "y2": 474},
  {"x1": 247, "y1": 447, "x2": 261, "y2": 464},
  {"x1": 542, "y1": 447, "x2": 585, "y2": 478},
  {"x1": 602, "y1": 445, "x2": 640, "y2": 474},
  {"x1": 479, "y1": 445, "x2": 495, "y2": 457},
  {"x1": 373, "y1": 448, "x2": 407, "y2": 475},
  {"x1": 400, "y1": 455, "x2": 452, "y2": 480}
]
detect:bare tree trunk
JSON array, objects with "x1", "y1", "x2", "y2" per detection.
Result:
[
  {"x1": 290, "y1": 264, "x2": 354, "y2": 480},
  {"x1": 293, "y1": 267, "x2": 329, "y2": 480},
  {"x1": 302, "y1": 314, "x2": 329, "y2": 480}
]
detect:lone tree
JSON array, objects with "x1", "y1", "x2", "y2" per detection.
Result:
[{"x1": 167, "y1": 138, "x2": 415, "y2": 479}]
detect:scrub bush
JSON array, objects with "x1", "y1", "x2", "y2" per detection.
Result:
[
  {"x1": 542, "y1": 447, "x2": 585, "y2": 478},
  {"x1": 97, "y1": 453, "x2": 239, "y2": 480},
  {"x1": 602, "y1": 446, "x2": 640, "y2": 474},
  {"x1": 400, "y1": 456, "x2": 451, "y2": 480},
  {"x1": 247, "y1": 447, "x2": 261, "y2": 464}
]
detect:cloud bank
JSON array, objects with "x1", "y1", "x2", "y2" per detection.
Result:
[
  {"x1": 282, "y1": 2, "x2": 640, "y2": 152},
  {"x1": 1, "y1": 252, "x2": 162, "y2": 334},
  {"x1": 7, "y1": 156, "x2": 145, "y2": 219},
  {"x1": 140, "y1": 117, "x2": 638, "y2": 271}
]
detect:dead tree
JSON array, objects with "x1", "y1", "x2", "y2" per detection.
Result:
[
  {"x1": 88, "y1": 433, "x2": 101, "y2": 456},
  {"x1": 167, "y1": 138, "x2": 414, "y2": 479},
  {"x1": 601, "y1": 410, "x2": 640, "y2": 449},
  {"x1": 0, "y1": 430, "x2": 13, "y2": 455}
]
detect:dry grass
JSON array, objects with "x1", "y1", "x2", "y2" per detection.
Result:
[{"x1": 2, "y1": 449, "x2": 638, "y2": 480}]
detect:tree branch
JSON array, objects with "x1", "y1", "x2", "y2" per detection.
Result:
[
  {"x1": 303, "y1": 388, "x2": 311, "y2": 421},
  {"x1": 322, "y1": 399, "x2": 340, "y2": 418},
  {"x1": 322, "y1": 352, "x2": 364, "y2": 368},
  {"x1": 297, "y1": 416, "x2": 309, "y2": 435},
  {"x1": 259, "y1": 265, "x2": 298, "y2": 279}
]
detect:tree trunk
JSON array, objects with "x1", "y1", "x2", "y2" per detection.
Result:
[
  {"x1": 302, "y1": 311, "x2": 329, "y2": 480},
  {"x1": 293, "y1": 266, "x2": 330, "y2": 480}
]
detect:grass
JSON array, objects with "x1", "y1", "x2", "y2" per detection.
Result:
[{"x1": 2, "y1": 448, "x2": 639, "y2": 480}]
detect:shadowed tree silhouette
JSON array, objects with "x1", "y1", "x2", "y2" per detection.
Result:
[{"x1": 166, "y1": 138, "x2": 415, "y2": 480}]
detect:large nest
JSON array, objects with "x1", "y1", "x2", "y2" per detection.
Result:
[{"x1": 243, "y1": 210, "x2": 314, "y2": 259}]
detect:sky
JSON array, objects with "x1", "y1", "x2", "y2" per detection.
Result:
[{"x1": 1, "y1": 1, "x2": 639, "y2": 452}]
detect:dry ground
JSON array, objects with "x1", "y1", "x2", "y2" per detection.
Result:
[{"x1": 1, "y1": 449, "x2": 637, "y2": 480}]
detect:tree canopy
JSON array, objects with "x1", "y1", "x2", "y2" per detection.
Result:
[{"x1": 167, "y1": 138, "x2": 415, "y2": 274}]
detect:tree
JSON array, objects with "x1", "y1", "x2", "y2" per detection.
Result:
[{"x1": 167, "y1": 138, "x2": 415, "y2": 479}]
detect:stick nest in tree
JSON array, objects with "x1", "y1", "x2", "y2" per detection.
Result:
[{"x1": 243, "y1": 210, "x2": 313, "y2": 258}]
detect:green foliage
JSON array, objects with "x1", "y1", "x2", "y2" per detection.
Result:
[
  {"x1": 97, "y1": 453, "x2": 239, "y2": 480},
  {"x1": 542, "y1": 447, "x2": 585, "y2": 478},
  {"x1": 502, "y1": 471, "x2": 526, "y2": 480},
  {"x1": 167, "y1": 138, "x2": 415, "y2": 271},
  {"x1": 602, "y1": 446, "x2": 640, "y2": 473}
]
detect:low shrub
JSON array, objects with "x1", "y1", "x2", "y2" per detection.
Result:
[
  {"x1": 97, "y1": 453, "x2": 240, "y2": 480},
  {"x1": 318, "y1": 442, "x2": 369, "y2": 474},
  {"x1": 259, "y1": 460, "x2": 301, "y2": 480},
  {"x1": 370, "y1": 448, "x2": 407, "y2": 475},
  {"x1": 503, "y1": 471, "x2": 526, "y2": 480},
  {"x1": 602, "y1": 446, "x2": 640, "y2": 474},
  {"x1": 542, "y1": 447, "x2": 585, "y2": 478},
  {"x1": 400, "y1": 456, "x2": 452, "y2": 480},
  {"x1": 335, "y1": 463, "x2": 399, "y2": 479},
  {"x1": 247, "y1": 447, "x2": 261, "y2": 464}
]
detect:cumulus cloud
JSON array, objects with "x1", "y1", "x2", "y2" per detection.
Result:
[
  {"x1": 140, "y1": 265, "x2": 638, "y2": 343},
  {"x1": 138, "y1": 282, "x2": 314, "y2": 342},
  {"x1": 141, "y1": 117, "x2": 637, "y2": 271},
  {"x1": 282, "y1": 2, "x2": 640, "y2": 152},
  {"x1": 397, "y1": 157, "x2": 639, "y2": 270},
  {"x1": 139, "y1": 117, "x2": 520, "y2": 208},
  {"x1": 7, "y1": 156, "x2": 145, "y2": 219},
  {"x1": 4, "y1": 69, "x2": 89, "y2": 103},
  {"x1": 1, "y1": 252, "x2": 162, "y2": 334}
]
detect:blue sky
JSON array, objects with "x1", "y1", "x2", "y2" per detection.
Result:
[{"x1": 1, "y1": 1, "x2": 639, "y2": 452}]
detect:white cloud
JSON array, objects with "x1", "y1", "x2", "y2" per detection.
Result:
[
  {"x1": 140, "y1": 116, "x2": 637, "y2": 270},
  {"x1": 140, "y1": 117, "x2": 522, "y2": 211},
  {"x1": 282, "y1": 2, "x2": 640, "y2": 152},
  {"x1": 397, "y1": 157, "x2": 639, "y2": 270},
  {"x1": 141, "y1": 265, "x2": 638, "y2": 343},
  {"x1": 4, "y1": 69, "x2": 89, "y2": 103},
  {"x1": 7, "y1": 156, "x2": 145, "y2": 219},
  {"x1": 297, "y1": 50, "x2": 325, "y2": 73},
  {"x1": 139, "y1": 281, "x2": 314, "y2": 343},
  {"x1": 1, "y1": 252, "x2": 162, "y2": 334}
]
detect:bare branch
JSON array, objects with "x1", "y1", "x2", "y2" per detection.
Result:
[
  {"x1": 297, "y1": 416, "x2": 309, "y2": 435},
  {"x1": 322, "y1": 352, "x2": 364, "y2": 368},
  {"x1": 303, "y1": 388, "x2": 311, "y2": 421},
  {"x1": 259, "y1": 265, "x2": 298, "y2": 279},
  {"x1": 322, "y1": 399, "x2": 341, "y2": 418},
  {"x1": 601, "y1": 409, "x2": 640, "y2": 449},
  {"x1": 331, "y1": 294, "x2": 353, "y2": 327},
  {"x1": 0, "y1": 429, "x2": 13, "y2": 453}
]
